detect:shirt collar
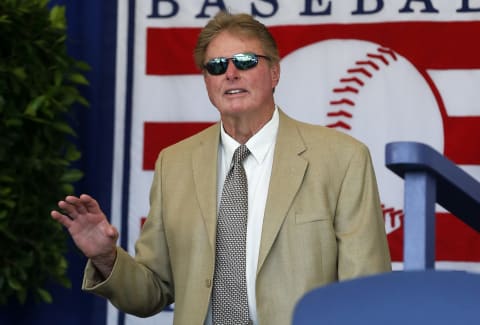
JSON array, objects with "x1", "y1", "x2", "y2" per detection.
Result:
[{"x1": 220, "y1": 107, "x2": 279, "y2": 165}]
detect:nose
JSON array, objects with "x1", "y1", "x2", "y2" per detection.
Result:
[{"x1": 225, "y1": 60, "x2": 240, "y2": 80}]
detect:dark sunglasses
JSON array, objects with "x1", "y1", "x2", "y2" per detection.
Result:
[{"x1": 203, "y1": 52, "x2": 270, "y2": 75}]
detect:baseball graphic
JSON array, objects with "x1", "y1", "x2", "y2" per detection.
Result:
[{"x1": 275, "y1": 39, "x2": 444, "y2": 234}]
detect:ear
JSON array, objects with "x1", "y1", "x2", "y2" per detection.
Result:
[{"x1": 270, "y1": 62, "x2": 280, "y2": 87}]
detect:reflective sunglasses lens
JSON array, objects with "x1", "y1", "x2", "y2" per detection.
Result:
[
  {"x1": 204, "y1": 54, "x2": 260, "y2": 75},
  {"x1": 205, "y1": 58, "x2": 228, "y2": 75},
  {"x1": 232, "y1": 53, "x2": 258, "y2": 70}
]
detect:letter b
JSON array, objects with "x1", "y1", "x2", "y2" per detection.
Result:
[
  {"x1": 352, "y1": 0, "x2": 384, "y2": 15},
  {"x1": 148, "y1": 0, "x2": 179, "y2": 18}
]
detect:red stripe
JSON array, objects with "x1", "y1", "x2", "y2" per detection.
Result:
[
  {"x1": 143, "y1": 122, "x2": 214, "y2": 170},
  {"x1": 272, "y1": 21, "x2": 480, "y2": 70},
  {"x1": 444, "y1": 116, "x2": 480, "y2": 164},
  {"x1": 146, "y1": 21, "x2": 480, "y2": 75},
  {"x1": 387, "y1": 212, "x2": 480, "y2": 262},
  {"x1": 146, "y1": 27, "x2": 200, "y2": 75}
]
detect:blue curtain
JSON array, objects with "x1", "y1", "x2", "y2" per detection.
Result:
[{"x1": 0, "y1": 1, "x2": 117, "y2": 324}]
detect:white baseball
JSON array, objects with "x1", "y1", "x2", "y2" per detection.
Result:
[{"x1": 275, "y1": 39, "x2": 444, "y2": 232}]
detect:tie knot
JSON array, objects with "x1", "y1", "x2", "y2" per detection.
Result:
[{"x1": 233, "y1": 144, "x2": 250, "y2": 165}]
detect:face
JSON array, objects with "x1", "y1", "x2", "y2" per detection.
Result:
[{"x1": 203, "y1": 31, "x2": 280, "y2": 122}]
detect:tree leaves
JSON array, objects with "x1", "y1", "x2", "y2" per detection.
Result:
[{"x1": 0, "y1": 0, "x2": 89, "y2": 305}]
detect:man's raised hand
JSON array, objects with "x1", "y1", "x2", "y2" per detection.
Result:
[{"x1": 51, "y1": 194, "x2": 118, "y2": 277}]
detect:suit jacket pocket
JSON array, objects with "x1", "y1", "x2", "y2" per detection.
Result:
[{"x1": 295, "y1": 212, "x2": 330, "y2": 224}]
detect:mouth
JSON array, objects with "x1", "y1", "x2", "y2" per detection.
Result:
[{"x1": 224, "y1": 88, "x2": 247, "y2": 95}]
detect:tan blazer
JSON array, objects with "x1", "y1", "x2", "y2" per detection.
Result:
[{"x1": 83, "y1": 110, "x2": 391, "y2": 324}]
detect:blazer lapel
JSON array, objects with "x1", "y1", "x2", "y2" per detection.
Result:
[
  {"x1": 192, "y1": 123, "x2": 221, "y2": 252},
  {"x1": 257, "y1": 111, "x2": 308, "y2": 274}
]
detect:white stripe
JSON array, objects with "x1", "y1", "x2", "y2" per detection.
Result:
[
  {"x1": 108, "y1": 0, "x2": 129, "y2": 325},
  {"x1": 134, "y1": 76, "x2": 218, "y2": 122},
  {"x1": 428, "y1": 70, "x2": 480, "y2": 117}
]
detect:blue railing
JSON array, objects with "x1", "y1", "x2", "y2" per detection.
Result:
[{"x1": 385, "y1": 141, "x2": 480, "y2": 270}]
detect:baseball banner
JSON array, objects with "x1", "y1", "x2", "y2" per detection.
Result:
[{"x1": 111, "y1": 1, "x2": 480, "y2": 324}]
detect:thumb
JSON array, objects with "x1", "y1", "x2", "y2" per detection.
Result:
[{"x1": 106, "y1": 225, "x2": 119, "y2": 240}]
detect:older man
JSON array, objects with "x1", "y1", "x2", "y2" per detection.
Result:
[{"x1": 52, "y1": 10, "x2": 391, "y2": 325}]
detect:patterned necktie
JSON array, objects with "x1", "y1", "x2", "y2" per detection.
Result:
[{"x1": 212, "y1": 144, "x2": 251, "y2": 325}]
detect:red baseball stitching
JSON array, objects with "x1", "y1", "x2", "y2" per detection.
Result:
[
  {"x1": 326, "y1": 46, "x2": 398, "y2": 129},
  {"x1": 325, "y1": 46, "x2": 403, "y2": 235}
]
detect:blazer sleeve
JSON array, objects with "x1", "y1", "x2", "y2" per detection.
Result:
[
  {"x1": 334, "y1": 143, "x2": 392, "y2": 279},
  {"x1": 81, "y1": 152, "x2": 175, "y2": 317}
]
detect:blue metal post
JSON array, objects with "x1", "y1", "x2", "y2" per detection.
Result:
[{"x1": 403, "y1": 171, "x2": 436, "y2": 270}]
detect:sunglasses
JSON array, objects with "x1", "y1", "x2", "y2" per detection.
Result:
[{"x1": 203, "y1": 52, "x2": 270, "y2": 75}]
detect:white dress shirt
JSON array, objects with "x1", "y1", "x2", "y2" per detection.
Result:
[{"x1": 205, "y1": 107, "x2": 279, "y2": 325}]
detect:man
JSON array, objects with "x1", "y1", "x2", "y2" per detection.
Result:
[{"x1": 52, "y1": 11, "x2": 391, "y2": 325}]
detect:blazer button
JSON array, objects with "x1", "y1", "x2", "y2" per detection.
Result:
[{"x1": 205, "y1": 279, "x2": 212, "y2": 288}]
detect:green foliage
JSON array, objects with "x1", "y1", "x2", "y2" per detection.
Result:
[{"x1": 0, "y1": 0, "x2": 89, "y2": 304}]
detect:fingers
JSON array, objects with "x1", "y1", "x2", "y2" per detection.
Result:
[
  {"x1": 55, "y1": 194, "x2": 104, "y2": 219},
  {"x1": 79, "y1": 194, "x2": 103, "y2": 214},
  {"x1": 51, "y1": 209, "x2": 73, "y2": 228},
  {"x1": 53, "y1": 196, "x2": 81, "y2": 220}
]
